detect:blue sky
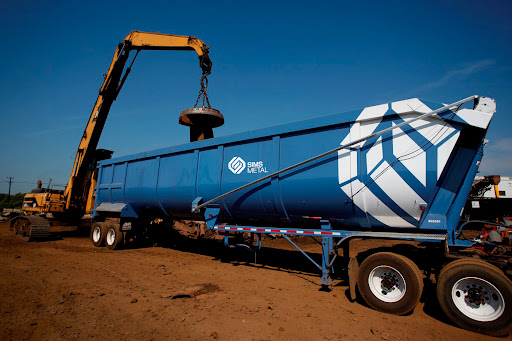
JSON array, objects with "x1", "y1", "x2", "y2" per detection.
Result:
[{"x1": 1, "y1": 0, "x2": 511, "y2": 193}]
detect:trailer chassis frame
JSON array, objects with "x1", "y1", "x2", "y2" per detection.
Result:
[{"x1": 203, "y1": 206, "x2": 448, "y2": 285}]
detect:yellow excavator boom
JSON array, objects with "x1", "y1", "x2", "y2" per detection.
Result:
[
  {"x1": 63, "y1": 31, "x2": 212, "y2": 216},
  {"x1": 16, "y1": 31, "x2": 214, "y2": 241}
]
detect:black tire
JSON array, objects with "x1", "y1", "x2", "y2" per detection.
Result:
[
  {"x1": 90, "y1": 222, "x2": 107, "y2": 247},
  {"x1": 105, "y1": 223, "x2": 124, "y2": 250},
  {"x1": 436, "y1": 259, "x2": 512, "y2": 336},
  {"x1": 357, "y1": 252, "x2": 423, "y2": 315}
]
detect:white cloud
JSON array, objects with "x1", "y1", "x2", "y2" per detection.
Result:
[
  {"x1": 394, "y1": 59, "x2": 496, "y2": 99},
  {"x1": 421, "y1": 59, "x2": 496, "y2": 90}
]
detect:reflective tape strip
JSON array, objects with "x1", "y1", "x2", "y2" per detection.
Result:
[{"x1": 214, "y1": 225, "x2": 342, "y2": 236}]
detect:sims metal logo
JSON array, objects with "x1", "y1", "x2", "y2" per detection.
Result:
[{"x1": 228, "y1": 157, "x2": 246, "y2": 174}]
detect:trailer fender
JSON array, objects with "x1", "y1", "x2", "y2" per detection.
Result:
[
  {"x1": 95, "y1": 203, "x2": 138, "y2": 218},
  {"x1": 348, "y1": 256, "x2": 360, "y2": 301}
]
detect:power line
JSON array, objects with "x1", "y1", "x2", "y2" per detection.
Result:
[
  {"x1": 0, "y1": 180, "x2": 39, "y2": 184},
  {"x1": 0, "y1": 180, "x2": 67, "y2": 186}
]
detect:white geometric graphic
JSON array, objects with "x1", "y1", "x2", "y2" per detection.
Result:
[
  {"x1": 337, "y1": 98, "x2": 466, "y2": 228},
  {"x1": 228, "y1": 157, "x2": 246, "y2": 174},
  {"x1": 392, "y1": 124, "x2": 427, "y2": 186},
  {"x1": 366, "y1": 136, "x2": 383, "y2": 174}
]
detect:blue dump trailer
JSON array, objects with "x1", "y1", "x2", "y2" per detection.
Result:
[{"x1": 91, "y1": 95, "x2": 512, "y2": 336}]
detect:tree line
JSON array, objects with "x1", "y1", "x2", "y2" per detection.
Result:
[{"x1": 0, "y1": 193, "x2": 25, "y2": 210}]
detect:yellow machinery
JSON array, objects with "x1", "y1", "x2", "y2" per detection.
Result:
[{"x1": 12, "y1": 31, "x2": 223, "y2": 240}]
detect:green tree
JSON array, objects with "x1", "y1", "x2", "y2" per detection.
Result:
[{"x1": 0, "y1": 193, "x2": 25, "y2": 210}]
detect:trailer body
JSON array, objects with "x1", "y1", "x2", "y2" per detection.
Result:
[{"x1": 94, "y1": 96, "x2": 493, "y2": 242}]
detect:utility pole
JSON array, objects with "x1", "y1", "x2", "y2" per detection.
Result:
[{"x1": 6, "y1": 176, "x2": 13, "y2": 198}]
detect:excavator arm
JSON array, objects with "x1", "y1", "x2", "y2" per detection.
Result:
[{"x1": 64, "y1": 31, "x2": 212, "y2": 215}]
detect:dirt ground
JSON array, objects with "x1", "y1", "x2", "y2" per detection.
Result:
[{"x1": 0, "y1": 221, "x2": 509, "y2": 341}]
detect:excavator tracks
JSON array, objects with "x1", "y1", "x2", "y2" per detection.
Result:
[{"x1": 10, "y1": 216, "x2": 51, "y2": 241}]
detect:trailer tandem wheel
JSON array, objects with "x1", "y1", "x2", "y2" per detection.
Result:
[
  {"x1": 90, "y1": 222, "x2": 107, "y2": 247},
  {"x1": 436, "y1": 259, "x2": 512, "y2": 336},
  {"x1": 357, "y1": 252, "x2": 423, "y2": 315},
  {"x1": 105, "y1": 223, "x2": 124, "y2": 250}
]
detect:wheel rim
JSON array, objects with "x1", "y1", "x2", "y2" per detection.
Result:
[
  {"x1": 368, "y1": 265, "x2": 407, "y2": 302},
  {"x1": 106, "y1": 228, "x2": 116, "y2": 246},
  {"x1": 451, "y1": 277, "x2": 505, "y2": 322},
  {"x1": 92, "y1": 227, "x2": 101, "y2": 242}
]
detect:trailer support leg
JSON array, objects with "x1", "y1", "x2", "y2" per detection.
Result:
[
  {"x1": 320, "y1": 220, "x2": 333, "y2": 285},
  {"x1": 283, "y1": 234, "x2": 322, "y2": 270}
]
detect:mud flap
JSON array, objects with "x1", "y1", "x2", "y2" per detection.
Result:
[{"x1": 348, "y1": 257, "x2": 359, "y2": 301}]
